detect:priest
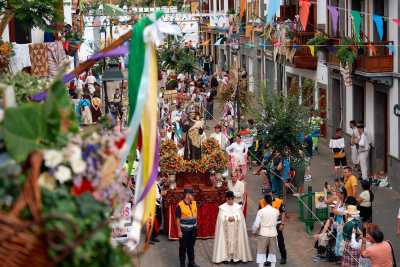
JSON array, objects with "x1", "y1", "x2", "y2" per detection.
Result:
[{"x1": 212, "y1": 191, "x2": 252, "y2": 264}]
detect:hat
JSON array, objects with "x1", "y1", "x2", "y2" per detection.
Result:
[
  {"x1": 225, "y1": 191, "x2": 234, "y2": 198},
  {"x1": 183, "y1": 187, "x2": 193, "y2": 194},
  {"x1": 345, "y1": 205, "x2": 360, "y2": 215}
]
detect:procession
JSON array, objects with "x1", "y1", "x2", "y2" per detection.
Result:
[{"x1": 0, "y1": 0, "x2": 399, "y2": 267}]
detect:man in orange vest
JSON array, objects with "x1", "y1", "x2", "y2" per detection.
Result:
[
  {"x1": 258, "y1": 189, "x2": 287, "y2": 265},
  {"x1": 176, "y1": 187, "x2": 199, "y2": 267}
]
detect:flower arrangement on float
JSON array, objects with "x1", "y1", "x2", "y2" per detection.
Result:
[{"x1": 0, "y1": 77, "x2": 132, "y2": 267}]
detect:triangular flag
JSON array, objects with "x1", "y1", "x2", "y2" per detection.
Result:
[
  {"x1": 308, "y1": 45, "x2": 315, "y2": 56},
  {"x1": 393, "y1": 19, "x2": 400, "y2": 26},
  {"x1": 327, "y1": 6, "x2": 339, "y2": 35},
  {"x1": 386, "y1": 43, "x2": 395, "y2": 55},
  {"x1": 373, "y1": 15, "x2": 384, "y2": 41},
  {"x1": 274, "y1": 41, "x2": 281, "y2": 48},
  {"x1": 292, "y1": 44, "x2": 300, "y2": 49},
  {"x1": 299, "y1": 0, "x2": 311, "y2": 31},
  {"x1": 351, "y1": 10, "x2": 362, "y2": 40},
  {"x1": 240, "y1": 0, "x2": 246, "y2": 18},
  {"x1": 266, "y1": 0, "x2": 280, "y2": 24}
]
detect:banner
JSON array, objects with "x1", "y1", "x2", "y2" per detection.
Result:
[
  {"x1": 327, "y1": 5, "x2": 339, "y2": 35},
  {"x1": 373, "y1": 15, "x2": 383, "y2": 41},
  {"x1": 351, "y1": 10, "x2": 362, "y2": 40},
  {"x1": 266, "y1": 0, "x2": 280, "y2": 24}
]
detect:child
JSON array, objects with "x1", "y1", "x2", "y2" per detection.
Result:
[{"x1": 329, "y1": 128, "x2": 347, "y2": 179}]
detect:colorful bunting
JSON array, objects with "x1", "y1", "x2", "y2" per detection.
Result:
[
  {"x1": 367, "y1": 43, "x2": 377, "y2": 56},
  {"x1": 373, "y1": 15, "x2": 384, "y2": 40},
  {"x1": 266, "y1": 0, "x2": 280, "y2": 24},
  {"x1": 307, "y1": 45, "x2": 315, "y2": 56},
  {"x1": 393, "y1": 19, "x2": 400, "y2": 26},
  {"x1": 327, "y1": 5, "x2": 339, "y2": 35},
  {"x1": 351, "y1": 10, "x2": 362, "y2": 40},
  {"x1": 299, "y1": 0, "x2": 311, "y2": 31}
]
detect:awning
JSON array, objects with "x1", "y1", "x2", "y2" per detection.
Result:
[{"x1": 102, "y1": 68, "x2": 126, "y2": 81}]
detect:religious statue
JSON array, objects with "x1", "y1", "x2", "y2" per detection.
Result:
[{"x1": 182, "y1": 110, "x2": 205, "y2": 161}]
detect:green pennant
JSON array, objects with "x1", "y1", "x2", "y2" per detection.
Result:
[{"x1": 351, "y1": 10, "x2": 362, "y2": 41}]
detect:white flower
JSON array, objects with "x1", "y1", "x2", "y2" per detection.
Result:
[
  {"x1": 63, "y1": 144, "x2": 82, "y2": 162},
  {"x1": 71, "y1": 159, "x2": 86, "y2": 174},
  {"x1": 43, "y1": 150, "x2": 63, "y2": 168},
  {"x1": 54, "y1": 165, "x2": 72, "y2": 184}
]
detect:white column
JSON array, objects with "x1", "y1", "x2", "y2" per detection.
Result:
[
  {"x1": 317, "y1": 0, "x2": 327, "y2": 26},
  {"x1": 388, "y1": 0, "x2": 399, "y2": 158},
  {"x1": 1, "y1": 25, "x2": 9, "y2": 42},
  {"x1": 365, "y1": 82, "x2": 375, "y2": 145},
  {"x1": 64, "y1": 0, "x2": 73, "y2": 25},
  {"x1": 345, "y1": 84, "x2": 353, "y2": 135}
]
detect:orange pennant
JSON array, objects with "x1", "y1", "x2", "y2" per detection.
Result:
[
  {"x1": 299, "y1": 0, "x2": 311, "y2": 31},
  {"x1": 367, "y1": 43, "x2": 377, "y2": 56},
  {"x1": 240, "y1": 0, "x2": 246, "y2": 18}
]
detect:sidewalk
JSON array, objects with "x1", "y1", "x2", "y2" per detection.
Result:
[{"x1": 309, "y1": 138, "x2": 400, "y2": 262}]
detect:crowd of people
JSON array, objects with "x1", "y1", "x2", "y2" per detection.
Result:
[{"x1": 153, "y1": 65, "x2": 398, "y2": 267}]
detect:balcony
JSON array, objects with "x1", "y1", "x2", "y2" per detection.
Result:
[
  {"x1": 291, "y1": 32, "x2": 317, "y2": 70},
  {"x1": 278, "y1": 5, "x2": 297, "y2": 21},
  {"x1": 355, "y1": 41, "x2": 394, "y2": 73}
]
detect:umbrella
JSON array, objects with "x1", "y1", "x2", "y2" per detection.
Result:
[{"x1": 103, "y1": 3, "x2": 127, "y2": 17}]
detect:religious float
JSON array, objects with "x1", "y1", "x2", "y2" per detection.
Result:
[{"x1": 159, "y1": 139, "x2": 229, "y2": 239}]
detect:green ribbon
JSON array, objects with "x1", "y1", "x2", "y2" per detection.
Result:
[{"x1": 351, "y1": 10, "x2": 362, "y2": 41}]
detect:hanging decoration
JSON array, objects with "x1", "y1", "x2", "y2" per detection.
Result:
[
  {"x1": 386, "y1": 43, "x2": 395, "y2": 55},
  {"x1": 373, "y1": 15, "x2": 384, "y2": 40},
  {"x1": 299, "y1": 0, "x2": 311, "y2": 31},
  {"x1": 240, "y1": 0, "x2": 246, "y2": 18},
  {"x1": 266, "y1": 0, "x2": 280, "y2": 24},
  {"x1": 367, "y1": 43, "x2": 377, "y2": 56},
  {"x1": 351, "y1": 10, "x2": 362, "y2": 40},
  {"x1": 307, "y1": 45, "x2": 315, "y2": 56},
  {"x1": 393, "y1": 19, "x2": 400, "y2": 26},
  {"x1": 327, "y1": 5, "x2": 339, "y2": 35}
]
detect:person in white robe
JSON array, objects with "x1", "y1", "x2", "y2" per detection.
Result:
[
  {"x1": 212, "y1": 191, "x2": 252, "y2": 264},
  {"x1": 210, "y1": 124, "x2": 229, "y2": 150}
]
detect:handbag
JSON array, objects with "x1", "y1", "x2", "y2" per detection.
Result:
[{"x1": 387, "y1": 241, "x2": 397, "y2": 267}]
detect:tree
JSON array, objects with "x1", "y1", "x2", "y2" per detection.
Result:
[
  {"x1": 0, "y1": 0, "x2": 63, "y2": 37},
  {"x1": 253, "y1": 91, "x2": 312, "y2": 160}
]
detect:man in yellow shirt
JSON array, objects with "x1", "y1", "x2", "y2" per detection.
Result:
[{"x1": 343, "y1": 166, "x2": 358, "y2": 197}]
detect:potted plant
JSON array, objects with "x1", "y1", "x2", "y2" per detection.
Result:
[{"x1": 336, "y1": 37, "x2": 358, "y2": 68}]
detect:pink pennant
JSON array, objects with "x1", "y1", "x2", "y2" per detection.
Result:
[
  {"x1": 274, "y1": 41, "x2": 281, "y2": 48},
  {"x1": 393, "y1": 19, "x2": 400, "y2": 26},
  {"x1": 299, "y1": 0, "x2": 312, "y2": 31}
]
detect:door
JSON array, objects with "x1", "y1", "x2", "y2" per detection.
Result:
[
  {"x1": 331, "y1": 78, "x2": 342, "y2": 129},
  {"x1": 374, "y1": 91, "x2": 388, "y2": 172},
  {"x1": 353, "y1": 84, "x2": 365, "y2": 123},
  {"x1": 319, "y1": 87, "x2": 327, "y2": 137}
]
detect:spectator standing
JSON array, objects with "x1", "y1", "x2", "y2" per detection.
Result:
[
  {"x1": 304, "y1": 133, "x2": 313, "y2": 182},
  {"x1": 329, "y1": 128, "x2": 347, "y2": 178},
  {"x1": 361, "y1": 227, "x2": 395, "y2": 267},
  {"x1": 85, "y1": 70, "x2": 97, "y2": 95},
  {"x1": 226, "y1": 135, "x2": 248, "y2": 180},
  {"x1": 343, "y1": 166, "x2": 358, "y2": 198},
  {"x1": 357, "y1": 180, "x2": 374, "y2": 223},
  {"x1": 356, "y1": 123, "x2": 370, "y2": 181}
]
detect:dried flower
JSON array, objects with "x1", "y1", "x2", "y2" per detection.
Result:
[{"x1": 71, "y1": 158, "x2": 86, "y2": 174}]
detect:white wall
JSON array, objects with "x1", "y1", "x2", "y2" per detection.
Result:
[
  {"x1": 64, "y1": 0, "x2": 73, "y2": 25},
  {"x1": 1, "y1": 25, "x2": 9, "y2": 42},
  {"x1": 365, "y1": 82, "x2": 375, "y2": 144},
  {"x1": 345, "y1": 85, "x2": 353, "y2": 135},
  {"x1": 317, "y1": 0, "x2": 327, "y2": 25},
  {"x1": 31, "y1": 28, "x2": 44, "y2": 43}
]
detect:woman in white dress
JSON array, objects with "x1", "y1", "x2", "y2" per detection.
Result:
[{"x1": 226, "y1": 135, "x2": 248, "y2": 180}]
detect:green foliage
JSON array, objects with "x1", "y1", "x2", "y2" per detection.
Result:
[
  {"x1": 254, "y1": 93, "x2": 312, "y2": 159},
  {"x1": 2, "y1": 81, "x2": 78, "y2": 162},
  {"x1": 159, "y1": 41, "x2": 199, "y2": 73},
  {"x1": 336, "y1": 37, "x2": 358, "y2": 67},
  {"x1": 0, "y1": 72, "x2": 50, "y2": 104},
  {"x1": 42, "y1": 188, "x2": 131, "y2": 267},
  {"x1": 0, "y1": 0, "x2": 63, "y2": 31},
  {"x1": 307, "y1": 32, "x2": 329, "y2": 46}
]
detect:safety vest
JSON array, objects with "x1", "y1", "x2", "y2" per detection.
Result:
[
  {"x1": 259, "y1": 198, "x2": 283, "y2": 210},
  {"x1": 178, "y1": 200, "x2": 197, "y2": 229}
]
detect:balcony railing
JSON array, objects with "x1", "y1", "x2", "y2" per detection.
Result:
[
  {"x1": 355, "y1": 41, "x2": 394, "y2": 73},
  {"x1": 291, "y1": 32, "x2": 317, "y2": 70},
  {"x1": 326, "y1": 38, "x2": 341, "y2": 66}
]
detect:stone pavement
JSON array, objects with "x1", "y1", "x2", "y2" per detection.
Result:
[{"x1": 140, "y1": 138, "x2": 400, "y2": 267}]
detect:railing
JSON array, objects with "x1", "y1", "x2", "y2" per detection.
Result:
[
  {"x1": 291, "y1": 32, "x2": 318, "y2": 70},
  {"x1": 355, "y1": 41, "x2": 394, "y2": 73},
  {"x1": 326, "y1": 38, "x2": 341, "y2": 66}
]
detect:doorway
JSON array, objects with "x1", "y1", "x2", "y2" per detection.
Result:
[
  {"x1": 353, "y1": 84, "x2": 365, "y2": 123},
  {"x1": 331, "y1": 78, "x2": 342, "y2": 129},
  {"x1": 374, "y1": 90, "x2": 388, "y2": 172},
  {"x1": 319, "y1": 87, "x2": 327, "y2": 137}
]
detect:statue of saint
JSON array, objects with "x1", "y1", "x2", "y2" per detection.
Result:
[{"x1": 182, "y1": 111, "x2": 205, "y2": 160}]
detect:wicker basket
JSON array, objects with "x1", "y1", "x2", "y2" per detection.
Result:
[{"x1": 0, "y1": 152, "x2": 53, "y2": 267}]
